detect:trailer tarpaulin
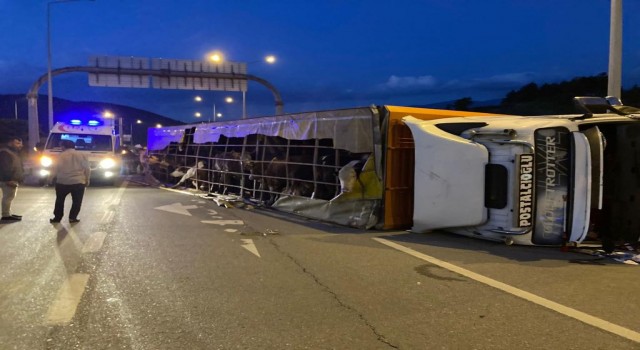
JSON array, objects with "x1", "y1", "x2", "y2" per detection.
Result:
[
  {"x1": 147, "y1": 125, "x2": 189, "y2": 150},
  {"x1": 192, "y1": 107, "x2": 375, "y2": 154}
]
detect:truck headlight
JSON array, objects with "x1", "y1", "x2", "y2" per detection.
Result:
[
  {"x1": 99, "y1": 158, "x2": 116, "y2": 169},
  {"x1": 40, "y1": 156, "x2": 53, "y2": 167}
]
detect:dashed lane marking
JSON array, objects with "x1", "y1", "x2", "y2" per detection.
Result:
[
  {"x1": 201, "y1": 220, "x2": 244, "y2": 226},
  {"x1": 100, "y1": 211, "x2": 114, "y2": 223},
  {"x1": 45, "y1": 273, "x2": 90, "y2": 326},
  {"x1": 82, "y1": 231, "x2": 108, "y2": 253},
  {"x1": 109, "y1": 180, "x2": 128, "y2": 206},
  {"x1": 372, "y1": 237, "x2": 640, "y2": 343}
]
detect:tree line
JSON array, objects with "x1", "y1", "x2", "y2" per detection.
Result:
[{"x1": 450, "y1": 73, "x2": 640, "y2": 115}]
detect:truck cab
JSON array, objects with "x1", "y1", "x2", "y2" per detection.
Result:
[
  {"x1": 39, "y1": 118, "x2": 121, "y2": 185},
  {"x1": 404, "y1": 97, "x2": 640, "y2": 246}
]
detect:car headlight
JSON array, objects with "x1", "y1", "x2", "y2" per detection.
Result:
[
  {"x1": 40, "y1": 156, "x2": 53, "y2": 167},
  {"x1": 99, "y1": 158, "x2": 116, "y2": 169}
]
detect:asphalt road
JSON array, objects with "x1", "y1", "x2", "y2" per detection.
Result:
[{"x1": 0, "y1": 179, "x2": 638, "y2": 349}]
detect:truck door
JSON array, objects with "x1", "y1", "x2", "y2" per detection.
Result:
[
  {"x1": 403, "y1": 116, "x2": 489, "y2": 232},
  {"x1": 565, "y1": 127, "x2": 604, "y2": 244},
  {"x1": 566, "y1": 126, "x2": 603, "y2": 244},
  {"x1": 582, "y1": 126, "x2": 604, "y2": 210}
]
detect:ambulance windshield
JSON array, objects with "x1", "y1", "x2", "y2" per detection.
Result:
[{"x1": 46, "y1": 133, "x2": 113, "y2": 152}]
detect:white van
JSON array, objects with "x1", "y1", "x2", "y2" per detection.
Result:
[
  {"x1": 38, "y1": 118, "x2": 121, "y2": 185},
  {"x1": 404, "y1": 97, "x2": 640, "y2": 246}
]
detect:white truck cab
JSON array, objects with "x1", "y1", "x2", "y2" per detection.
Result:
[
  {"x1": 404, "y1": 97, "x2": 640, "y2": 246},
  {"x1": 39, "y1": 117, "x2": 121, "y2": 185}
]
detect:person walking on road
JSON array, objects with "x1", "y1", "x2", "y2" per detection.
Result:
[
  {"x1": 0, "y1": 135, "x2": 24, "y2": 222},
  {"x1": 50, "y1": 140, "x2": 91, "y2": 224}
]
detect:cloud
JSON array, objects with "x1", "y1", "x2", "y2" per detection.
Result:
[
  {"x1": 380, "y1": 75, "x2": 438, "y2": 90},
  {"x1": 372, "y1": 72, "x2": 537, "y2": 97},
  {"x1": 447, "y1": 72, "x2": 537, "y2": 90}
]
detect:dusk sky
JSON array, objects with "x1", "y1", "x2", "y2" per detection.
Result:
[{"x1": 1, "y1": 0, "x2": 640, "y2": 122}]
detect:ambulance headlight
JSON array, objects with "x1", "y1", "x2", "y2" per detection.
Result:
[
  {"x1": 40, "y1": 156, "x2": 53, "y2": 167},
  {"x1": 99, "y1": 158, "x2": 116, "y2": 169}
]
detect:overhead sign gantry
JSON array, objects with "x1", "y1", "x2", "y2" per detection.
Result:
[{"x1": 26, "y1": 55, "x2": 284, "y2": 149}]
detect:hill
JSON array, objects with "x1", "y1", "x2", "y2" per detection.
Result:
[
  {"x1": 433, "y1": 74, "x2": 640, "y2": 115},
  {"x1": 0, "y1": 94, "x2": 184, "y2": 146}
]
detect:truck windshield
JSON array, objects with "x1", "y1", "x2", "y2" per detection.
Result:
[{"x1": 46, "y1": 133, "x2": 113, "y2": 151}]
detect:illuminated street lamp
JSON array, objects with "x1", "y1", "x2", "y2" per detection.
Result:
[
  {"x1": 208, "y1": 52, "x2": 224, "y2": 63},
  {"x1": 194, "y1": 95, "x2": 234, "y2": 122},
  {"x1": 47, "y1": 0, "x2": 95, "y2": 131},
  {"x1": 241, "y1": 54, "x2": 277, "y2": 119},
  {"x1": 130, "y1": 119, "x2": 143, "y2": 144},
  {"x1": 202, "y1": 52, "x2": 276, "y2": 119}
]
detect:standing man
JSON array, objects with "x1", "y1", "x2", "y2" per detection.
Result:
[
  {"x1": 0, "y1": 136, "x2": 24, "y2": 221},
  {"x1": 50, "y1": 140, "x2": 90, "y2": 224}
]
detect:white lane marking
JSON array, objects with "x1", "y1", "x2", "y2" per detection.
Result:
[
  {"x1": 241, "y1": 239, "x2": 261, "y2": 257},
  {"x1": 201, "y1": 220, "x2": 244, "y2": 226},
  {"x1": 373, "y1": 237, "x2": 640, "y2": 344},
  {"x1": 160, "y1": 187, "x2": 191, "y2": 195},
  {"x1": 154, "y1": 203, "x2": 198, "y2": 216},
  {"x1": 46, "y1": 273, "x2": 90, "y2": 326},
  {"x1": 208, "y1": 209, "x2": 219, "y2": 215},
  {"x1": 110, "y1": 181, "x2": 128, "y2": 206},
  {"x1": 224, "y1": 229, "x2": 238, "y2": 233},
  {"x1": 82, "y1": 231, "x2": 108, "y2": 253},
  {"x1": 65, "y1": 227, "x2": 84, "y2": 251},
  {"x1": 100, "y1": 211, "x2": 114, "y2": 223}
]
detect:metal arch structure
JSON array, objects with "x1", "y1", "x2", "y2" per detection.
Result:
[{"x1": 26, "y1": 66, "x2": 284, "y2": 149}]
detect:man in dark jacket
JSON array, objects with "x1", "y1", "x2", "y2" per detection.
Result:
[{"x1": 0, "y1": 136, "x2": 24, "y2": 221}]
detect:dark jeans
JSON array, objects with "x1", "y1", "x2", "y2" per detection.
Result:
[{"x1": 53, "y1": 183, "x2": 86, "y2": 220}]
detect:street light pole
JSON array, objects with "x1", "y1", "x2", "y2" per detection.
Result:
[
  {"x1": 243, "y1": 55, "x2": 276, "y2": 119},
  {"x1": 46, "y1": 3, "x2": 53, "y2": 131},
  {"x1": 46, "y1": 0, "x2": 95, "y2": 131},
  {"x1": 608, "y1": 0, "x2": 623, "y2": 98}
]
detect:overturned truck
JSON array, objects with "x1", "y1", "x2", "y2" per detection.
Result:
[
  {"x1": 146, "y1": 105, "x2": 491, "y2": 231},
  {"x1": 148, "y1": 98, "x2": 640, "y2": 248}
]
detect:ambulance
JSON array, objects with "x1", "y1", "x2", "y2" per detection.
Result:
[
  {"x1": 38, "y1": 116, "x2": 121, "y2": 185},
  {"x1": 404, "y1": 97, "x2": 640, "y2": 246}
]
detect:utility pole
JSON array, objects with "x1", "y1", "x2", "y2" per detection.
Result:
[{"x1": 608, "y1": 0, "x2": 623, "y2": 98}]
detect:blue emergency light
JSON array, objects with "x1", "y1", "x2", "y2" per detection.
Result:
[{"x1": 64, "y1": 118, "x2": 103, "y2": 126}]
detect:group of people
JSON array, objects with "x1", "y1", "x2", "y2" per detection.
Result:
[
  {"x1": 120, "y1": 144, "x2": 148, "y2": 175},
  {"x1": 0, "y1": 136, "x2": 90, "y2": 224}
]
